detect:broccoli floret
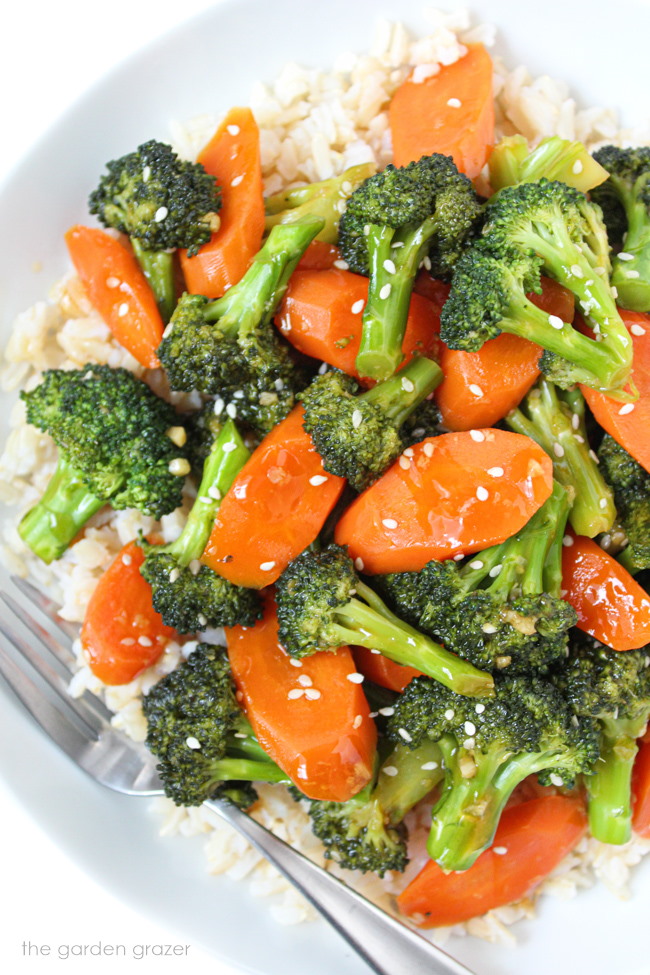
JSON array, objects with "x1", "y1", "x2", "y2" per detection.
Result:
[
  {"x1": 598, "y1": 433, "x2": 650, "y2": 572},
  {"x1": 440, "y1": 180, "x2": 635, "y2": 399},
  {"x1": 221, "y1": 369, "x2": 311, "y2": 437},
  {"x1": 275, "y1": 544, "x2": 494, "y2": 698},
  {"x1": 381, "y1": 482, "x2": 576, "y2": 675},
  {"x1": 337, "y1": 154, "x2": 481, "y2": 381},
  {"x1": 488, "y1": 135, "x2": 609, "y2": 194},
  {"x1": 591, "y1": 146, "x2": 650, "y2": 312},
  {"x1": 143, "y1": 643, "x2": 287, "y2": 806},
  {"x1": 299, "y1": 357, "x2": 442, "y2": 491},
  {"x1": 305, "y1": 740, "x2": 444, "y2": 876},
  {"x1": 89, "y1": 140, "x2": 221, "y2": 320},
  {"x1": 139, "y1": 419, "x2": 262, "y2": 633},
  {"x1": 18, "y1": 365, "x2": 185, "y2": 563},
  {"x1": 506, "y1": 380, "x2": 616, "y2": 537},
  {"x1": 265, "y1": 163, "x2": 376, "y2": 243},
  {"x1": 557, "y1": 633, "x2": 650, "y2": 844},
  {"x1": 184, "y1": 401, "x2": 224, "y2": 477},
  {"x1": 388, "y1": 674, "x2": 598, "y2": 870},
  {"x1": 158, "y1": 217, "x2": 323, "y2": 395}
]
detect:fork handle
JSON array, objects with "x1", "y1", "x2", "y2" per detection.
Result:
[{"x1": 203, "y1": 800, "x2": 474, "y2": 975}]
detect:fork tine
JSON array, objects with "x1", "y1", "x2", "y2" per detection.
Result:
[
  {"x1": 0, "y1": 613, "x2": 103, "y2": 739},
  {"x1": 10, "y1": 575, "x2": 79, "y2": 644}
]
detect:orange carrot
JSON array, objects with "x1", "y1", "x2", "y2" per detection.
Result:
[
  {"x1": 561, "y1": 533, "x2": 650, "y2": 650},
  {"x1": 65, "y1": 226, "x2": 164, "y2": 369},
  {"x1": 352, "y1": 646, "x2": 422, "y2": 693},
  {"x1": 397, "y1": 795, "x2": 587, "y2": 928},
  {"x1": 227, "y1": 596, "x2": 376, "y2": 802},
  {"x1": 297, "y1": 241, "x2": 341, "y2": 270},
  {"x1": 581, "y1": 310, "x2": 650, "y2": 474},
  {"x1": 80, "y1": 541, "x2": 175, "y2": 685},
  {"x1": 435, "y1": 278, "x2": 575, "y2": 430},
  {"x1": 335, "y1": 429, "x2": 553, "y2": 574},
  {"x1": 632, "y1": 738, "x2": 650, "y2": 838},
  {"x1": 389, "y1": 45, "x2": 495, "y2": 179},
  {"x1": 276, "y1": 268, "x2": 440, "y2": 384},
  {"x1": 202, "y1": 406, "x2": 345, "y2": 588},
  {"x1": 180, "y1": 107, "x2": 264, "y2": 298}
]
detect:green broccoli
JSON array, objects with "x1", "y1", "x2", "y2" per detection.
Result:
[
  {"x1": 591, "y1": 146, "x2": 650, "y2": 312},
  {"x1": 158, "y1": 217, "x2": 323, "y2": 398},
  {"x1": 265, "y1": 163, "x2": 376, "y2": 243},
  {"x1": 337, "y1": 154, "x2": 481, "y2": 381},
  {"x1": 440, "y1": 179, "x2": 634, "y2": 399},
  {"x1": 488, "y1": 134, "x2": 610, "y2": 194},
  {"x1": 139, "y1": 419, "x2": 261, "y2": 633},
  {"x1": 598, "y1": 433, "x2": 650, "y2": 573},
  {"x1": 304, "y1": 740, "x2": 444, "y2": 876},
  {"x1": 299, "y1": 356, "x2": 442, "y2": 491},
  {"x1": 18, "y1": 365, "x2": 185, "y2": 563},
  {"x1": 387, "y1": 674, "x2": 598, "y2": 870},
  {"x1": 89, "y1": 140, "x2": 221, "y2": 321},
  {"x1": 275, "y1": 543, "x2": 494, "y2": 698},
  {"x1": 379, "y1": 482, "x2": 576, "y2": 675},
  {"x1": 143, "y1": 643, "x2": 288, "y2": 806},
  {"x1": 558, "y1": 633, "x2": 650, "y2": 844},
  {"x1": 506, "y1": 380, "x2": 616, "y2": 537}
]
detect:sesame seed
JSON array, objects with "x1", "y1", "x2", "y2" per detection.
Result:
[
  {"x1": 423, "y1": 442, "x2": 434, "y2": 457},
  {"x1": 233, "y1": 732, "x2": 248, "y2": 739},
  {"x1": 489, "y1": 564, "x2": 503, "y2": 578},
  {"x1": 138, "y1": 635, "x2": 152, "y2": 647},
  {"x1": 398, "y1": 728, "x2": 413, "y2": 742},
  {"x1": 289, "y1": 658, "x2": 303, "y2": 668},
  {"x1": 468, "y1": 383, "x2": 483, "y2": 397},
  {"x1": 351, "y1": 299, "x2": 365, "y2": 314},
  {"x1": 475, "y1": 703, "x2": 485, "y2": 714},
  {"x1": 122, "y1": 553, "x2": 132, "y2": 566},
  {"x1": 197, "y1": 613, "x2": 207, "y2": 626},
  {"x1": 333, "y1": 259, "x2": 349, "y2": 270},
  {"x1": 616, "y1": 251, "x2": 635, "y2": 262},
  {"x1": 106, "y1": 276, "x2": 120, "y2": 288},
  {"x1": 570, "y1": 264, "x2": 583, "y2": 278},
  {"x1": 117, "y1": 302, "x2": 129, "y2": 317},
  {"x1": 447, "y1": 97, "x2": 462, "y2": 107},
  {"x1": 469, "y1": 429, "x2": 485, "y2": 442},
  {"x1": 487, "y1": 467, "x2": 504, "y2": 478},
  {"x1": 619, "y1": 403, "x2": 635, "y2": 415},
  {"x1": 631, "y1": 323, "x2": 647, "y2": 336},
  {"x1": 259, "y1": 561, "x2": 276, "y2": 571},
  {"x1": 346, "y1": 672, "x2": 364, "y2": 683},
  {"x1": 493, "y1": 846, "x2": 508, "y2": 855},
  {"x1": 379, "y1": 283, "x2": 392, "y2": 300},
  {"x1": 382, "y1": 518, "x2": 398, "y2": 529},
  {"x1": 482, "y1": 623, "x2": 498, "y2": 634},
  {"x1": 476, "y1": 486, "x2": 489, "y2": 501},
  {"x1": 562, "y1": 535, "x2": 574, "y2": 547},
  {"x1": 189, "y1": 560, "x2": 202, "y2": 576},
  {"x1": 379, "y1": 706, "x2": 395, "y2": 717},
  {"x1": 370, "y1": 648, "x2": 382, "y2": 654},
  {"x1": 549, "y1": 314, "x2": 564, "y2": 330},
  {"x1": 227, "y1": 124, "x2": 240, "y2": 135},
  {"x1": 154, "y1": 206, "x2": 168, "y2": 222},
  {"x1": 422, "y1": 255, "x2": 432, "y2": 271},
  {"x1": 231, "y1": 175, "x2": 244, "y2": 187},
  {"x1": 288, "y1": 688, "x2": 304, "y2": 700},
  {"x1": 421, "y1": 761, "x2": 439, "y2": 771},
  {"x1": 208, "y1": 486, "x2": 221, "y2": 501},
  {"x1": 354, "y1": 557, "x2": 365, "y2": 571},
  {"x1": 297, "y1": 674, "x2": 313, "y2": 687},
  {"x1": 382, "y1": 766, "x2": 398, "y2": 776},
  {"x1": 575, "y1": 434, "x2": 585, "y2": 444},
  {"x1": 599, "y1": 498, "x2": 609, "y2": 509},
  {"x1": 142, "y1": 165, "x2": 151, "y2": 182},
  {"x1": 352, "y1": 409, "x2": 363, "y2": 429},
  {"x1": 226, "y1": 403, "x2": 237, "y2": 419},
  {"x1": 166, "y1": 425, "x2": 187, "y2": 447},
  {"x1": 611, "y1": 286, "x2": 618, "y2": 299},
  {"x1": 383, "y1": 259, "x2": 396, "y2": 274},
  {"x1": 553, "y1": 442, "x2": 565, "y2": 458},
  {"x1": 401, "y1": 377, "x2": 415, "y2": 393},
  {"x1": 214, "y1": 397, "x2": 225, "y2": 415},
  {"x1": 469, "y1": 560, "x2": 484, "y2": 570},
  {"x1": 549, "y1": 773, "x2": 564, "y2": 787},
  {"x1": 169, "y1": 568, "x2": 180, "y2": 583},
  {"x1": 444, "y1": 709, "x2": 455, "y2": 721},
  {"x1": 186, "y1": 737, "x2": 201, "y2": 750},
  {"x1": 222, "y1": 442, "x2": 238, "y2": 453},
  {"x1": 453, "y1": 553, "x2": 464, "y2": 561},
  {"x1": 168, "y1": 458, "x2": 191, "y2": 476},
  {"x1": 353, "y1": 714, "x2": 363, "y2": 729},
  {"x1": 120, "y1": 638, "x2": 135, "y2": 646},
  {"x1": 626, "y1": 269, "x2": 641, "y2": 278},
  {"x1": 464, "y1": 721, "x2": 476, "y2": 736},
  {"x1": 572, "y1": 160, "x2": 584, "y2": 174},
  {"x1": 590, "y1": 449, "x2": 600, "y2": 464},
  {"x1": 463, "y1": 738, "x2": 476, "y2": 750},
  {"x1": 399, "y1": 456, "x2": 410, "y2": 470}
]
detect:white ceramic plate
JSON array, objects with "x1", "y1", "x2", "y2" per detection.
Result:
[{"x1": 1, "y1": 2, "x2": 649, "y2": 973}]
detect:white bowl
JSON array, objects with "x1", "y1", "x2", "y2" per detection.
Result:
[{"x1": 1, "y1": 2, "x2": 649, "y2": 973}]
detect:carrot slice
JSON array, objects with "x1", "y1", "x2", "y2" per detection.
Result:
[
  {"x1": 632, "y1": 738, "x2": 650, "y2": 838},
  {"x1": 389, "y1": 44, "x2": 495, "y2": 179},
  {"x1": 561, "y1": 533, "x2": 650, "y2": 651},
  {"x1": 435, "y1": 278, "x2": 575, "y2": 430},
  {"x1": 297, "y1": 241, "x2": 341, "y2": 270},
  {"x1": 335, "y1": 429, "x2": 553, "y2": 574},
  {"x1": 397, "y1": 795, "x2": 587, "y2": 928},
  {"x1": 65, "y1": 226, "x2": 164, "y2": 369},
  {"x1": 80, "y1": 541, "x2": 175, "y2": 685},
  {"x1": 227, "y1": 596, "x2": 376, "y2": 802},
  {"x1": 581, "y1": 310, "x2": 650, "y2": 474},
  {"x1": 180, "y1": 107, "x2": 264, "y2": 298},
  {"x1": 352, "y1": 646, "x2": 422, "y2": 693},
  {"x1": 277, "y1": 268, "x2": 439, "y2": 383},
  {"x1": 202, "y1": 406, "x2": 345, "y2": 588}
]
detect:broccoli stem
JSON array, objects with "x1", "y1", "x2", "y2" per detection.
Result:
[
  {"x1": 161, "y1": 419, "x2": 248, "y2": 567},
  {"x1": 587, "y1": 718, "x2": 646, "y2": 845},
  {"x1": 489, "y1": 136, "x2": 609, "y2": 194},
  {"x1": 617, "y1": 545, "x2": 641, "y2": 575},
  {"x1": 333, "y1": 580, "x2": 494, "y2": 698},
  {"x1": 359, "y1": 356, "x2": 443, "y2": 427},
  {"x1": 506, "y1": 381, "x2": 616, "y2": 537},
  {"x1": 356, "y1": 215, "x2": 440, "y2": 382},
  {"x1": 611, "y1": 188, "x2": 650, "y2": 311},
  {"x1": 18, "y1": 455, "x2": 105, "y2": 564},
  {"x1": 374, "y1": 740, "x2": 444, "y2": 823},
  {"x1": 131, "y1": 238, "x2": 177, "y2": 324},
  {"x1": 209, "y1": 757, "x2": 289, "y2": 785}
]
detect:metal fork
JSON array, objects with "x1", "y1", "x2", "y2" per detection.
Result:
[{"x1": 0, "y1": 572, "x2": 474, "y2": 975}]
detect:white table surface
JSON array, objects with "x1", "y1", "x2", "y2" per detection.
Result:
[{"x1": 1, "y1": 2, "x2": 242, "y2": 973}]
